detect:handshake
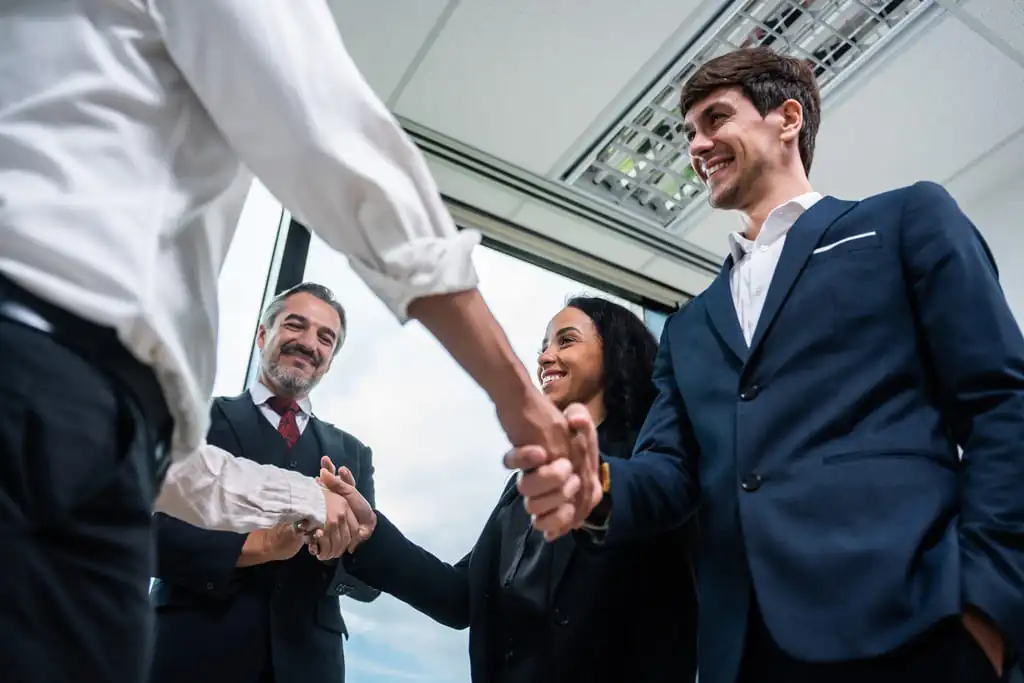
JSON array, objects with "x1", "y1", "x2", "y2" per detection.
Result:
[
  {"x1": 500, "y1": 401, "x2": 606, "y2": 542},
  {"x1": 301, "y1": 455, "x2": 377, "y2": 560},
  {"x1": 256, "y1": 456, "x2": 376, "y2": 564}
]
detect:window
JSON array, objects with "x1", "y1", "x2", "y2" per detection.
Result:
[
  {"x1": 213, "y1": 180, "x2": 288, "y2": 396},
  {"x1": 644, "y1": 307, "x2": 671, "y2": 341},
  {"x1": 302, "y1": 237, "x2": 637, "y2": 682}
]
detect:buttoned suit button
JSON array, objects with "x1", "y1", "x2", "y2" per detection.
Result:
[
  {"x1": 741, "y1": 473, "x2": 763, "y2": 492},
  {"x1": 739, "y1": 384, "x2": 760, "y2": 401}
]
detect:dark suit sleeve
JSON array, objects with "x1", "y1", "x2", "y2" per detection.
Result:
[
  {"x1": 153, "y1": 512, "x2": 247, "y2": 598},
  {"x1": 342, "y1": 512, "x2": 473, "y2": 630},
  {"x1": 900, "y1": 181, "x2": 1024, "y2": 655},
  {"x1": 600, "y1": 314, "x2": 702, "y2": 546},
  {"x1": 328, "y1": 441, "x2": 382, "y2": 602}
]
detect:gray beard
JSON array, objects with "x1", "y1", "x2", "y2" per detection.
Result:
[{"x1": 261, "y1": 356, "x2": 321, "y2": 397}]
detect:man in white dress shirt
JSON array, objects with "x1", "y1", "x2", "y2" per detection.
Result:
[{"x1": 0, "y1": 2, "x2": 585, "y2": 682}]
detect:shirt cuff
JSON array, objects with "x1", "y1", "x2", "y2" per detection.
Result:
[
  {"x1": 347, "y1": 229, "x2": 481, "y2": 323},
  {"x1": 155, "y1": 443, "x2": 327, "y2": 532}
]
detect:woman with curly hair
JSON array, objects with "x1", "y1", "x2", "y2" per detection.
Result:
[{"x1": 343, "y1": 297, "x2": 698, "y2": 683}]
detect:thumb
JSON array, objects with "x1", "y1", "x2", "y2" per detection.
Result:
[
  {"x1": 319, "y1": 468, "x2": 354, "y2": 495},
  {"x1": 337, "y1": 466, "x2": 356, "y2": 487},
  {"x1": 564, "y1": 403, "x2": 592, "y2": 431}
]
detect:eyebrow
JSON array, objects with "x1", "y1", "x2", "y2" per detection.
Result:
[
  {"x1": 540, "y1": 326, "x2": 581, "y2": 349},
  {"x1": 683, "y1": 102, "x2": 730, "y2": 138},
  {"x1": 283, "y1": 313, "x2": 337, "y2": 342}
]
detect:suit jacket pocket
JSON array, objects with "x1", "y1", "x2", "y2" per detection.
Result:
[
  {"x1": 810, "y1": 231, "x2": 882, "y2": 259},
  {"x1": 315, "y1": 598, "x2": 349, "y2": 638}
]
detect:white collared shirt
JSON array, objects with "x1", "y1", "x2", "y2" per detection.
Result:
[
  {"x1": 728, "y1": 192, "x2": 823, "y2": 345},
  {"x1": 0, "y1": 0, "x2": 480, "y2": 531},
  {"x1": 249, "y1": 382, "x2": 313, "y2": 436}
]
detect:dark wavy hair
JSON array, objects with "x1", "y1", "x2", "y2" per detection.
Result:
[{"x1": 565, "y1": 297, "x2": 659, "y2": 440}]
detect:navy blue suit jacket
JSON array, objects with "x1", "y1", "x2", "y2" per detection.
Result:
[
  {"x1": 149, "y1": 393, "x2": 379, "y2": 683},
  {"x1": 602, "y1": 182, "x2": 1024, "y2": 683}
]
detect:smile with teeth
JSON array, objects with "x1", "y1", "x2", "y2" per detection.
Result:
[
  {"x1": 705, "y1": 160, "x2": 733, "y2": 179},
  {"x1": 541, "y1": 372, "x2": 565, "y2": 387}
]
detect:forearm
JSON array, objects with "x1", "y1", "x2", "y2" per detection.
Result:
[
  {"x1": 408, "y1": 289, "x2": 535, "y2": 412},
  {"x1": 345, "y1": 513, "x2": 471, "y2": 629},
  {"x1": 236, "y1": 531, "x2": 276, "y2": 568},
  {"x1": 600, "y1": 453, "x2": 697, "y2": 546},
  {"x1": 155, "y1": 444, "x2": 326, "y2": 532}
]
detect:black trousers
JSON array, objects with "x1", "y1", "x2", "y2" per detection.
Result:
[
  {"x1": 739, "y1": 595, "x2": 1008, "y2": 683},
  {"x1": 0, "y1": 312, "x2": 168, "y2": 683}
]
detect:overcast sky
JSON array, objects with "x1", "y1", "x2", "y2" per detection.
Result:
[{"x1": 213, "y1": 182, "x2": 636, "y2": 683}]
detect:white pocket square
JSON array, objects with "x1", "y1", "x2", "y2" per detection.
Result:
[{"x1": 813, "y1": 231, "x2": 877, "y2": 255}]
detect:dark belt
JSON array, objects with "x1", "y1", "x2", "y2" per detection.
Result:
[{"x1": 0, "y1": 274, "x2": 174, "y2": 483}]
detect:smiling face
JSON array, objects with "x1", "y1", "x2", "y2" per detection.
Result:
[
  {"x1": 685, "y1": 86, "x2": 800, "y2": 212},
  {"x1": 537, "y1": 307, "x2": 605, "y2": 419},
  {"x1": 257, "y1": 292, "x2": 341, "y2": 399}
]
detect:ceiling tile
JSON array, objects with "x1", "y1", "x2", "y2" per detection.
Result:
[
  {"x1": 393, "y1": 0, "x2": 712, "y2": 175},
  {"x1": 962, "y1": 0, "x2": 1024, "y2": 59},
  {"x1": 809, "y1": 14, "x2": 1024, "y2": 198},
  {"x1": 328, "y1": 0, "x2": 451, "y2": 101}
]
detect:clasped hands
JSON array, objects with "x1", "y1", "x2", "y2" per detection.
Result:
[
  {"x1": 288, "y1": 456, "x2": 376, "y2": 561},
  {"x1": 500, "y1": 398, "x2": 604, "y2": 541}
]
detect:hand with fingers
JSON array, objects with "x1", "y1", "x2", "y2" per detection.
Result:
[
  {"x1": 305, "y1": 456, "x2": 376, "y2": 557},
  {"x1": 505, "y1": 403, "x2": 603, "y2": 541},
  {"x1": 496, "y1": 384, "x2": 572, "y2": 472}
]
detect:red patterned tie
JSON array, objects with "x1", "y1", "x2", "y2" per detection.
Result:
[{"x1": 266, "y1": 396, "x2": 301, "y2": 448}]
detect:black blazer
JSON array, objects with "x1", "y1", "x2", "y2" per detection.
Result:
[
  {"x1": 345, "y1": 427, "x2": 698, "y2": 683},
  {"x1": 149, "y1": 393, "x2": 378, "y2": 683}
]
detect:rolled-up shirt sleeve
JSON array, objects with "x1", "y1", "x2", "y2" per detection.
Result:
[
  {"x1": 155, "y1": 443, "x2": 327, "y2": 532},
  {"x1": 149, "y1": 0, "x2": 479, "y2": 321}
]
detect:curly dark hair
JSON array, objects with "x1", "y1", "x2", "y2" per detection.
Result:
[{"x1": 565, "y1": 297, "x2": 659, "y2": 440}]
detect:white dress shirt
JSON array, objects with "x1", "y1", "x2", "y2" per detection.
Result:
[
  {"x1": 0, "y1": 0, "x2": 479, "y2": 531},
  {"x1": 728, "y1": 192, "x2": 823, "y2": 344},
  {"x1": 250, "y1": 382, "x2": 313, "y2": 436}
]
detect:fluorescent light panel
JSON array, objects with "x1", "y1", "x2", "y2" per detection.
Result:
[{"x1": 563, "y1": 0, "x2": 934, "y2": 229}]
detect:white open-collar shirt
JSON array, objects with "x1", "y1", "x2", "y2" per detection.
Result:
[{"x1": 0, "y1": 0, "x2": 479, "y2": 530}]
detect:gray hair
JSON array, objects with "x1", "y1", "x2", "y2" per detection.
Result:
[{"x1": 261, "y1": 282, "x2": 347, "y2": 355}]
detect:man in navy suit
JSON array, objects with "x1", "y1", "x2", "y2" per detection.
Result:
[
  {"x1": 150, "y1": 282, "x2": 377, "y2": 683},
  {"x1": 511, "y1": 47, "x2": 1024, "y2": 683}
]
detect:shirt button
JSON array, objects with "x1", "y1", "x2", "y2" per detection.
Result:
[
  {"x1": 289, "y1": 459, "x2": 298, "y2": 468},
  {"x1": 753, "y1": 286, "x2": 765, "y2": 296}
]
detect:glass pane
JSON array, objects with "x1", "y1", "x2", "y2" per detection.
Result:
[
  {"x1": 302, "y1": 236, "x2": 636, "y2": 682},
  {"x1": 644, "y1": 307, "x2": 671, "y2": 341},
  {"x1": 213, "y1": 180, "x2": 285, "y2": 396}
]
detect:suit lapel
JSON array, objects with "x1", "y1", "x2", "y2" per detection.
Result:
[
  {"x1": 746, "y1": 197, "x2": 857, "y2": 359},
  {"x1": 309, "y1": 418, "x2": 346, "y2": 475},
  {"x1": 704, "y1": 257, "x2": 748, "y2": 365},
  {"x1": 217, "y1": 392, "x2": 272, "y2": 464}
]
